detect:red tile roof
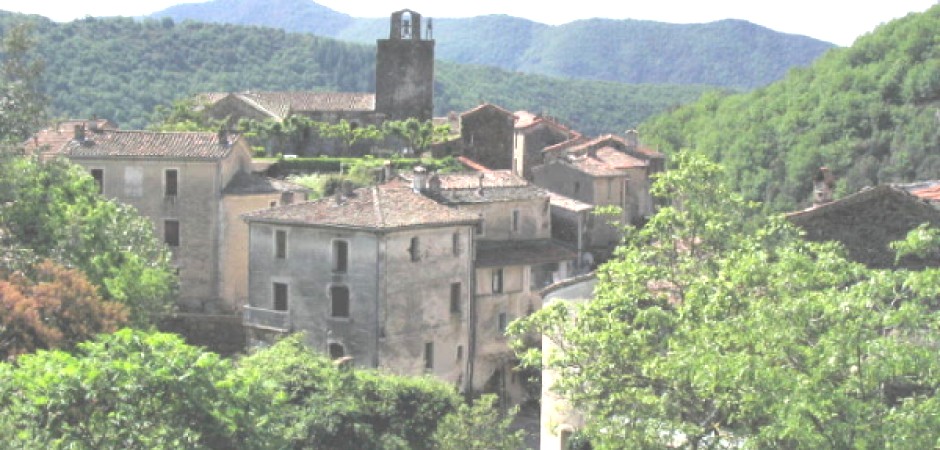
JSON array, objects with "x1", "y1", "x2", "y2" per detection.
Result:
[
  {"x1": 243, "y1": 184, "x2": 480, "y2": 230},
  {"x1": 433, "y1": 170, "x2": 530, "y2": 189},
  {"x1": 205, "y1": 91, "x2": 376, "y2": 119},
  {"x1": 460, "y1": 102, "x2": 514, "y2": 119},
  {"x1": 23, "y1": 119, "x2": 118, "y2": 155},
  {"x1": 910, "y1": 183, "x2": 940, "y2": 202},
  {"x1": 63, "y1": 130, "x2": 239, "y2": 160},
  {"x1": 563, "y1": 134, "x2": 663, "y2": 159},
  {"x1": 455, "y1": 156, "x2": 492, "y2": 172},
  {"x1": 567, "y1": 146, "x2": 649, "y2": 177}
]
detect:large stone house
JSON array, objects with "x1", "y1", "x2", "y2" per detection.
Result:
[
  {"x1": 244, "y1": 168, "x2": 578, "y2": 401},
  {"x1": 532, "y1": 133, "x2": 664, "y2": 253},
  {"x1": 458, "y1": 103, "x2": 515, "y2": 170},
  {"x1": 29, "y1": 123, "x2": 305, "y2": 315},
  {"x1": 512, "y1": 111, "x2": 581, "y2": 181}
]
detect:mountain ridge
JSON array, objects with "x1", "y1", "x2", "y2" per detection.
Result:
[{"x1": 150, "y1": 0, "x2": 836, "y2": 89}]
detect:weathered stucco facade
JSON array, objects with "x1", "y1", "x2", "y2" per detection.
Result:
[
  {"x1": 512, "y1": 111, "x2": 581, "y2": 181},
  {"x1": 244, "y1": 184, "x2": 479, "y2": 389},
  {"x1": 459, "y1": 103, "x2": 515, "y2": 170}
]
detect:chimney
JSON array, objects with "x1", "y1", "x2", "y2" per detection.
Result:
[
  {"x1": 412, "y1": 166, "x2": 428, "y2": 193},
  {"x1": 812, "y1": 167, "x2": 835, "y2": 207},
  {"x1": 383, "y1": 160, "x2": 394, "y2": 183},
  {"x1": 73, "y1": 124, "x2": 85, "y2": 142},
  {"x1": 217, "y1": 126, "x2": 229, "y2": 147},
  {"x1": 625, "y1": 129, "x2": 639, "y2": 151},
  {"x1": 428, "y1": 174, "x2": 441, "y2": 193}
]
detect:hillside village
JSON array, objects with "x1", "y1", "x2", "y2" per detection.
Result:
[
  {"x1": 23, "y1": 9, "x2": 665, "y2": 408},
  {"x1": 4, "y1": 4, "x2": 940, "y2": 449}
]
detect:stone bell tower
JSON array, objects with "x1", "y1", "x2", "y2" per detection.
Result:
[{"x1": 375, "y1": 9, "x2": 435, "y2": 122}]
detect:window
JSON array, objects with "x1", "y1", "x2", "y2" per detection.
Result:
[
  {"x1": 607, "y1": 178, "x2": 614, "y2": 200},
  {"x1": 273, "y1": 282, "x2": 288, "y2": 311},
  {"x1": 333, "y1": 240, "x2": 348, "y2": 273},
  {"x1": 456, "y1": 345, "x2": 463, "y2": 361},
  {"x1": 498, "y1": 312, "x2": 508, "y2": 334},
  {"x1": 90, "y1": 169, "x2": 104, "y2": 194},
  {"x1": 424, "y1": 342, "x2": 434, "y2": 369},
  {"x1": 452, "y1": 231, "x2": 461, "y2": 256},
  {"x1": 474, "y1": 219, "x2": 484, "y2": 236},
  {"x1": 164, "y1": 219, "x2": 180, "y2": 247},
  {"x1": 450, "y1": 282, "x2": 461, "y2": 314},
  {"x1": 511, "y1": 210, "x2": 520, "y2": 233},
  {"x1": 331, "y1": 285, "x2": 350, "y2": 318},
  {"x1": 491, "y1": 268, "x2": 504, "y2": 294},
  {"x1": 275, "y1": 230, "x2": 287, "y2": 259},
  {"x1": 573, "y1": 181, "x2": 580, "y2": 195},
  {"x1": 409, "y1": 236, "x2": 420, "y2": 262},
  {"x1": 164, "y1": 169, "x2": 178, "y2": 197},
  {"x1": 328, "y1": 342, "x2": 345, "y2": 359}
]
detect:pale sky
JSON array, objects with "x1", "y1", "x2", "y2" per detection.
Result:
[{"x1": 0, "y1": 0, "x2": 936, "y2": 46}]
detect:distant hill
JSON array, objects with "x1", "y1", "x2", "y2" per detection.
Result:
[
  {"x1": 640, "y1": 5, "x2": 940, "y2": 212},
  {"x1": 0, "y1": 12, "x2": 709, "y2": 134},
  {"x1": 150, "y1": 0, "x2": 836, "y2": 89}
]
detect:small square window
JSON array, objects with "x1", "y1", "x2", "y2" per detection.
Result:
[
  {"x1": 90, "y1": 169, "x2": 104, "y2": 194},
  {"x1": 165, "y1": 169, "x2": 178, "y2": 197},
  {"x1": 331, "y1": 285, "x2": 350, "y2": 318}
]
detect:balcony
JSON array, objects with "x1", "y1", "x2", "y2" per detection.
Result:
[{"x1": 243, "y1": 305, "x2": 290, "y2": 332}]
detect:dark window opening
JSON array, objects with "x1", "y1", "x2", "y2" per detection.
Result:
[
  {"x1": 90, "y1": 169, "x2": 103, "y2": 194},
  {"x1": 409, "y1": 236, "x2": 420, "y2": 262},
  {"x1": 165, "y1": 169, "x2": 178, "y2": 197},
  {"x1": 333, "y1": 240, "x2": 348, "y2": 273},
  {"x1": 511, "y1": 210, "x2": 520, "y2": 232},
  {"x1": 275, "y1": 230, "x2": 287, "y2": 259},
  {"x1": 273, "y1": 282, "x2": 288, "y2": 311},
  {"x1": 498, "y1": 312, "x2": 508, "y2": 334},
  {"x1": 456, "y1": 345, "x2": 463, "y2": 361},
  {"x1": 452, "y1": 232, "x2": 461, "y2": 256},
  {"x1": 450, "y1": 282, "x2": 461, "y2": 314},
  {"x1": 492, "y1": 268, "x2": 504, "y2": 294},
  {"x1": 164, "y1": 219, "x2": 180, "y2": 247},
  {"x1": 328, "y1": 342, "x2": 345, "y2": 359},
  {"x1": 331, "y1": 285, "x2": 350, "y2": 318},
  {"x1": 424, "y1": 342, "x2": 434, "y2": 369}
]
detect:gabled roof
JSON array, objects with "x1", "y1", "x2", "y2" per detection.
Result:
[
  {"x1": 786, "y1": 184, "x2": 940, "y2": 268},
  {"x1": 400, "y1": 170, "x2": 548, "y2": 204},
  {"x1": 514, "y1": 110, "x2": 579, "y2": 138},
  {"x1": 62, "y1": 130, "x2": 239, "y2": 160},
  {"x1": 434, "y1": 170, "x2": 530, "y2": 189},
  {"x1": 243, "y1": 184, "x2": 479, "y2": 231},
  {"x1": 205, "y1": 91, "x2": 376, "y2": 120},
  {"x1": 557, "y1": 134, "x2": 663, "y2": 159},
  {"x1": 565, "y1": 146, "x2": 649, "y2": 177},
  {"x1": 24, "y1": 118, "x2": 118, "y2": 155},
  {"x1": 897, "y1": 181, "x2": 940, "y2": 204},
  {"x1": 460, "y1": 102, "x2": 514, "y2": 119}
]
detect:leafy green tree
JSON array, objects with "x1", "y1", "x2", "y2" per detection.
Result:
[
  {"x1": 431, "y1": 394, "x2": 525, "y2": 450},
  {"x1": 236, "y1": 334, "x2": 460, "y2": 450},
  {"x1": 319, "y1": 119, "x2": 382, "y2": 156},
  {"x1": 0, "y1": 157, "x2": 177, "y2": 325},
  {"x1": 148, "y1": 97, "x2": 219, "y2": 131},
  {"x1": 0, "y1": 329, "x2": 286, "y2": 449},
  {"x1": 0, "y1": 259, "x2": 128, "y2": 361},
  {"x1": 0, "y1": 22, "x2": 46, "y2": 145},
  {"x1": 383, "y1": 118, "x2": 450, "y2": 154},
  {"x1": 513, "y1": 151, "x2": 940, "y2": 448}
]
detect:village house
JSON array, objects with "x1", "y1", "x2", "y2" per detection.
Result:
[
  {"x1": 512, "y1": 110, "x2": 582, "y2": 181},
  {"x1": 27, "y1": 123, "x2": 305, "y2": 316},
  {"x1": 458, "y1": 103, "x2": 515, "y2": 170},
  {"x1": 786, "y1": 174, "x2": 940, "y2": 269},
  {"x1": 532, "y1": 133, "x2": 664, "y2": 254},
  {"x1": 244, "y1": 168, "x2": 579, "y2": 402}
]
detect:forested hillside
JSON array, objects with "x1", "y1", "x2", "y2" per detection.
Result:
[
  {"x1": 640, "y1": 5, "x2": 940, "y2": 212},
  {"x1": 152, "y1": 0, "x2": 835, "y2": 89},
  {"x1": 0, "y1": 12, "x2": 708, "y2": 134}
]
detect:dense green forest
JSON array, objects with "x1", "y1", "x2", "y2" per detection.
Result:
[
  {"x1": 640, "y1": 4, "x2": 940, "y2": 212},
  {"x1": 152, "y1": 0, "x2": 835, "y2": 89},
  {"x1": 0, "y1": 12, "x2": 709, "y2": 134}
]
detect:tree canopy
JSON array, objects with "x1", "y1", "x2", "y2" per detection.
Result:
[
  {"x1": 514, "y1": 151, "x2": 940, "y2": 448},
  {"x1": 641, "y1": 5, "x2": 940, "y2": 212}
]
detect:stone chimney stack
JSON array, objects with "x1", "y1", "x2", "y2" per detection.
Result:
[
  {"x1": 625, "y1": 129, "x2": 639, "y2": 151},
  {"x1": 812, "y1": 167, "x2": 835, "y2": 207},
  {"x1": 73, "y1": 124, "x2": 85, "y2": 142},
  {"x1": 383, "y1": 160, "x2": 395, "y2": 183},
  {"x1": 412, "y1": 166, "x2": 428, "y2": 193}
]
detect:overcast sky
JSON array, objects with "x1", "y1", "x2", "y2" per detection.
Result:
[{"x1": 0, "y1": 0, "x2": 935, "y2": 46}]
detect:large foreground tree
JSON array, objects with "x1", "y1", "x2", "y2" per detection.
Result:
[{"x1": 514, "y1": 152, "x2": 940, "y2": 448}]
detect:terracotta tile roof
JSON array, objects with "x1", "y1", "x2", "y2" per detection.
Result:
[
  {"x1": 902, "y1": 181, "x2": 940, "y2": 203},
  {"x1": 23, "y1": 119, "x2": 118, "y2": 155},
  {"x1": 566, "y1": 146, "x2": 649, "y2": 177},
  {"x1": 513, "y1": 110, "x2": 580, "y2": 139},
  {"x1": 435, "y1": 170, "x2": 530, "y2": 189},
  {"x1": 460, "y1": 102, "x2": 514, "y2": 119},
  {"x1": 455, "y1": 156, "x2": 492, "y2": 172},
  {"x1": 548, "y1": 192, "x2": 594, "y2": 213},
  {"x1": 563, "y1": 134, "x2": 663, "y2": 159},
  {"x1": 242, "y1": 91, "x2": 375, "y2": 116},
  {"x1": 475, "y1": 239, "x2": 577, "y2": 267},
  {"x1": 426, "y1": 185, "x2": 549, "y2": 204},
  {"x1": 243, "y1": 184, "x2": 480, "y2": 230},
  {"x1": 62, "y1": 130, "x2": 239, "y2": 160}
]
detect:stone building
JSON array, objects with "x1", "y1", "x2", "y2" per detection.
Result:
[
  {"x1": 243, "y1": 182, "x2": 479, "y2": 389},
  {"x1": 31, "y1": 124, "x2": 304, "y2": 314},
  {"x1": 512, "y1": 111, "x2": 581, "y2": 181},
  {"x1": 786, "y1": 181, "x2": 940, "y2": 269},
  {"x1": 200, "y1": 9, "x2": 435, "y2": 152},
  {"x1": 458, "y1": 103, "x2": 515, "y2": 170},
  {"x1": 533, "y1": 133, "x2": 664, "y2": 253}
]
